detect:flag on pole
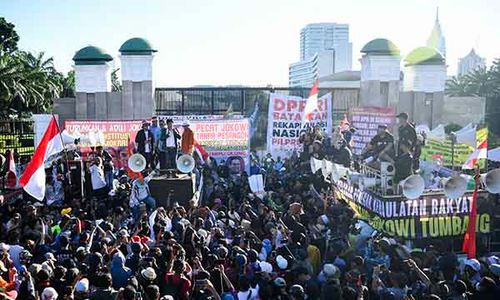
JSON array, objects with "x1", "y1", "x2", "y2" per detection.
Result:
[
  {"x1": 194, "y1": 140, "x2": 209, "y2": 164},
  {"x1": 462, "y1": 168, "x2": 480, "y2": 258},
  {"x1": 462, "y1": 128, "x2": 488, "y2": 169},
  {"x1": 19, "y1": 116, "x2": 63, "y2": 200},
  {"x1": 6, "y1": 151, "x2": 18, "y2": 189},
  {"x1": 303, "y1": 80, "x2": 319, "y2": 123}
]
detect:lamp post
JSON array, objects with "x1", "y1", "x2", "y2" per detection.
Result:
[{"x1": 450, "y1": 132, "x2": 457, "y2": 171}]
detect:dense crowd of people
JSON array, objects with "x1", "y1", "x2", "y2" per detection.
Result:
[{"x1": 0, "y1": 119, "x2": 499, "y2": 300}]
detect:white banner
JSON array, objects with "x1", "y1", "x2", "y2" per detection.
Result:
[
  {"x1": 266, "y1": 93, "x2": 332, "y2": 158},
  {"x1": 33, "y1": 114, "x2": 59, "y2": 148}
]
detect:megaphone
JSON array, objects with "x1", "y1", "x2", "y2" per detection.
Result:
[
  {"x1": 60, "y1": 130, "x2": 80, "y2": 145},
  {"x1": 482, "y1": 169, "x2": 500, "y2": 194},
  {"x1": 400, "y1": 175, "x2": 425, "y2": 199},
  {"x1": 331, "y1": 163, "x2": 349, "y2": 182},
  {"x1": 310, "y1": 157, "x2": 322, "y2": 174},
  {"x1": 361, "y1": 177, "x2": 379, "y2": 188},
  {"x1": 442, "y1": 175, "x2": 467, "y2": 199},
  {"x1": 128, "y1": 153, "x2": 147, "y2": 173},
  {"x1": 321, "y1": 160, "x2": 334, "y2": 178},
  {"x1": 177, "y1": 154, "x2": 195, "y2": 173}
]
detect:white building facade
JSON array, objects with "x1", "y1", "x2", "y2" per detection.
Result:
[
  {"x1": 458, "y1": 49, "x2": 486, "y2": 77},
  {"x1": 289, "y1": 49, "x2": 335, "y2": 87}
]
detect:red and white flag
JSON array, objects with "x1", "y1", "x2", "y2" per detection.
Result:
[
  {"x1": 194, "y1": 140, "x2": 209, "y2": 164},
  {"x1": 303, "y1": 80, "x2": 319, "y2": 123},
  {"x1": 6, "y1": 151, "x2": 17, "y2": 189},
  {"x1": 19, "y1": 116, "x2": 63, "y2": 200},
  {"x1": 462, "y1": 128, "x2": 488, "y2": 169}
]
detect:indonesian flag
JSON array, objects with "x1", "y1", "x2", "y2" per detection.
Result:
[
  {"x1": 6, "y1": 151, "x2": 17, "y2": 189},
  {"x1": 19, "y1": 116, "x2": 63, "y2": 200},
  {"x1": 462, "y1": 168, "x2": 480, "y2": 258},
  {"x1": 303, "y1": 80, "x2": 319, "y2": 123},
  {"x1": 462, "y1": 128, "x2": 488, "y2": 169},
  {"x1": 194, "y1": 140, "x2": 209, "y2": 164},
  {"x1": 339, "y1": 114, "x2": 350, "y2": 132}
]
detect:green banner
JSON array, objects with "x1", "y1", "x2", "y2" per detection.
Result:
[{"x1": 420, "y1": 139, "x2": 474, "y2": 166}]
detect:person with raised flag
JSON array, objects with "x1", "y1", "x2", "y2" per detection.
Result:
[
  {"x1": 303, "y1": 79, "x2": 319, "y2": 126},
  {"x1": 19, "y1": 116, "x2": 64, "y2": 200},
  {"x1": 5, "y1": 150, "x2": 18, "y2": 189}
]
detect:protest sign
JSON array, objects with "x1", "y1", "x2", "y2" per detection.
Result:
[
  {"x1": 334, "y1": 180, "x2": 492, "y2": 239},
  {"x1": 350, "y1": 107, "x2": 395, "y2": 155},
  {"x1": 267, "y1": 93, "x2": 332, "y2": 158},
  {"x1": 420, "y1": 139, "x2": 474, "y2": 167}
]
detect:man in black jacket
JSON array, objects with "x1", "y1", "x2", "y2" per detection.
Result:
[{"x1": 135, "y1": 120, "x2": 155, "y2": 169}]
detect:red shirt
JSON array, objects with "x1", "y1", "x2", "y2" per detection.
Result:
[{"x1": 164, "y1": 273, "x2": 191, "y2": 300}]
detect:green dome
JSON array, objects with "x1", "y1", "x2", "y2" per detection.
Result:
[
  {"x1": 119, "y1": 37, "x2": 157, "y2": 55},
  {"x1": 405, "y1": 47, "x2": 445, "y2": 66},
  {"x1": 361, "y1": 38, "x2": 400, "y2": 56},
  {"x1": 73, "y1": 46, "x2": 113, "y2": 65}
]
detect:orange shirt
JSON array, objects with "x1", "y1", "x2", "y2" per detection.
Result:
[{"x1": 181, "y1": 127, "x2": 195, "y2": 154}]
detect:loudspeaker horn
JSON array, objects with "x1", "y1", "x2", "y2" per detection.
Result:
[
  {"x1": 177, "y1": 154, "x2": 195, "y2": 173},
  {"x1": 321, "y1": 160, "x2": 334, "y2": 178},
  {"x1": 60, "y1": 129, "x2": 80, "y2": 145},
  {"x1": 128, "y1": 153, "x2": 147, "y2": 173},
  {"x1": 482, "y1": 169, "x2": 500, "y2": 194},
  {"x1": 361, "y1": 177, "x2": 378, "y2": 188},
  {"x1": 310, "y1": 157, "x2": 322, "y2": 174},
  {"x1": 331, "y1": 163, "x2": 349, "y2": 182},
  {"x1": 442, "y1": 175, "x2": 468, "y2": 199},
  {"x1": 400, "y1": 175, "x2": 425, "y2": 199}
]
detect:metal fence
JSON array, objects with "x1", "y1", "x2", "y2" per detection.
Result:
[
  {"x1": 155, "y1": 87, "x2": 331, "y2": 116},
  {"x1": 0, "y1": 119, "x2": 35, "y2": 158}
]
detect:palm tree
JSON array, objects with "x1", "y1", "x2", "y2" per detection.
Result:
[{"x1": 445, "y1": 76, "x2": 472, "y2": 96}]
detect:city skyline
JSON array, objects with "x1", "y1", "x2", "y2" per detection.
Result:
[{"x1": 2, "y1": 0, "x2": 499, "y2": 86}]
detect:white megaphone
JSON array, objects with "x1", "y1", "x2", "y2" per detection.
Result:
[
  {"x1": 442, "y1": 175, "x2": 468, "y2": 199},
  {"x1": 60, "y1": 129, "x2": 80, "y2": 145},
  {"x1": 482, "y1": 169, "x2": 500, "y2": 194},
  {"x1": 331, "y1": 163, "x2": 349, "y2": 182},
  {"x1": 361, "y1": 177, "x2": 379, "y2": 188},
  {"x1": 310, "y1": 157, "x2": 322, "y2": 174},
  {"x1": 177, "y1": 154, "x2": 195, "y2": 173},
  {"x1": 128, "y1": 153, "x2": 147, "y2": 173},
  {"x1": 400, "y1": 175, "x2": 425, "y2": 199},
  {"x1": 321, "y1": 160, "x2": 334, "y2": 178}
]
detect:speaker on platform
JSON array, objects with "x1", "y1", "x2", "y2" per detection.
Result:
[
  {"x1": 310, "y1": 157, "x2": 322, "y2": 174},
  {"x1": 128, "y1": 154, "x2": 146, "y2": 173},
  {"x1": 482, "y1": 169, "x2": 500, "y2": 194},
  {"x1": 400, "y1": 175, "x2": 425, "y2": 199},
  {"x1": 177, "y1": 155, "x2": 195, "y2": 173},
  {"x1": 442, "y1": 175, "x2": 468, "y2": 199},
  {"x1": 380, "y1": 162, "x2": 395, "y2": 176},
  {"x1": 67, "y1": 160, "x2": 84, "y2": 200},
  {"x1": 148, "y1": 174, "x2": 195, "y2": 208},
  {"x1": 381, "y1": 175, "x2": 395, "y2": 195}
]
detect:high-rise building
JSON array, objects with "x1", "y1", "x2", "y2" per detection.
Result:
[
  {"x1": 458, "y1": 49, "x2": 486, "y2": 76},
  {"x1": 299, "y1": 23, "x2": 352, "y2": 72},
  {"x1": 427, "y1": 8, "x2": 446, "y2": 59},
  {"x1": 289, "y1": 49, "x2": 335, "y2": 87}
]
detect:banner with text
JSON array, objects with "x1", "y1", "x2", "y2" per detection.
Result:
[
  {"x1": 267, "y1": 93, "x2": 332, "y2": 158},
  {"x1": 334, "y1": 180, "x2": 493, "y2": 239},
  {"x1": 350, "y1": 107, "x2": 395, "y2": 155},
  {"x1": 420, "y1": 139, "x2": 475, "y2": 167},
  {"x1": 65, "y1": 119, "x2": 250, "y2": 171}
]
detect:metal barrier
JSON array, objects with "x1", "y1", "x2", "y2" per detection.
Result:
[{"x1": 0, "y1": 119, "x2": 35, "y2": 158}]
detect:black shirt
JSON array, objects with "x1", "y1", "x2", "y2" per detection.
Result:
[
  {"x1": 394, "y1": 152, "x2": 413, "y2": 183},
  {"x1": 369, "y1": 132, "x2": 394, "y2": 155},
  {"x1": 398, "y1": 123, "x2": 417, "y2": 151}
]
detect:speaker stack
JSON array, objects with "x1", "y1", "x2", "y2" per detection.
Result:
[{"x1": 380, "y1": 162, "x2": 395, "y2": 195}]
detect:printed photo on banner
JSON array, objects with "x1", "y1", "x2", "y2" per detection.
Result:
[{"x1": 267, "y1": 92, "x2": 333, "y2": 158}]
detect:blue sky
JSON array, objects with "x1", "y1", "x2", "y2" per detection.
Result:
[{"x1": 2, "y1": 0, "x2": 499, "y2": 86}]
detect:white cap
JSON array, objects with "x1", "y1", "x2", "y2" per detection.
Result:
[
  {"x1": 276, "y1": 255, "x2": 288, "y2": 270},
  {"x1": 259, "y1": 261, "x2": 273, "y2": 274}
]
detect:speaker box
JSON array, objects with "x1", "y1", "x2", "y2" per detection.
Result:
[
  {"x1": 148, "y1": 173, "x2": 195, "y2": 208},
  {"x1": 381, "y1": 174, "x2": 395, "y2": 195},
  {"x1": 67, "y1": 160, "x2": 84, "y2": 200},
  {"x1": 380, "y1": 162, "x2": 395, "y2": 176}
]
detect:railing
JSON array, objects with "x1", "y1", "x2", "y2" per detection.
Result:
[{"x1": 0, "y1": 119, "x2": 35, "y2": 158}]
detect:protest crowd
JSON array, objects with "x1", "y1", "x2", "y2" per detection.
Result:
[{"x1": 0, "y1": 116, "x2": 500, "y2": 300}]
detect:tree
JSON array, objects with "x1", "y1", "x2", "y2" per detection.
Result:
[
  {"x1": 111, "y1": 68, "x2": 122, "y2": 92},
  {"x1": 0, "y1": 17, "x2": 19, "y2": 54},
  {"x1": 445, "y1": 75, "x2": 473, "y2": 97}
]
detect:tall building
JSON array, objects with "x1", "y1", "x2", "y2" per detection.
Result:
[
  {"x1": 289, "y1": 49, "x2": 335, "y2": 87},
  {"x1": 426, "y1": 8, "x2": 446, "y2": 59},
  {"x1": 458, "y1": 49, "x2": 486, "y2": 76},
  {"x1": 300, "y1": 23, "x2": 352, "y2": 71}
]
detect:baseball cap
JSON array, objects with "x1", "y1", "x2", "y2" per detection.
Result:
[
  {"x1": 273, "y1": 277, "x2": 286, "y2": 287},
  {"x1": 396, "y1": 112, "x2": 409, "y2": 119},
  {"x1": 75, "y1": 278, "x2": 89, "y2": 293}
]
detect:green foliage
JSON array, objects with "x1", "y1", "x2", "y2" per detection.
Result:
[
  {"x1": 111, "y1": 68, "x2": 122, "y2": 92},
  {"x1": 0, "y1": 18, "x2": 73, "y2": 117},
  {"x1": 0, "y1": 17, "x2": 20, "y2": 54},
  {"x1": 444, "y1": 123, "x2": 462, "y2": 134}
]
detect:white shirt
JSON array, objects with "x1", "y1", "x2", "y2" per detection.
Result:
[
  {"x1": 166, "y1": 129, "x2": 176, "y2": 147},
  {"x1": 90, "y1": 165, "x2": 107, "y2": 190},
  {"x1": 144, "y1": 131, "x2": 151, "y2": 153},
  {"x1": 237, "y1": 287, "x2": 258, "y2": 300}
]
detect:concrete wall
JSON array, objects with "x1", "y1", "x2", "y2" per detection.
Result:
[
  {"x1": 360, "y1": 80, "x2": 400, "y2": 107},
  {"x1": 74, "y1": 65, "x2": 112, "y2": 93},
  {"x1": 53, "y1": 98, "x2": 76, "y2": 126},
  {"x1": 441, "y1": 96, "x2": 485, "y2": 126},
  {"x1": 403, "y1": 65, "x2": 447, "y2": 93},
  {"x1": 399, "y1": 91, "x2": 444, "y2": 128}
]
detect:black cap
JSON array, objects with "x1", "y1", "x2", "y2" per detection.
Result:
[
  {"x1": 378, "y1": 124, "x2": 388, "y2": 129},
  {"x1": 166, "y1": 119, "x2": 173, "y2": 124},
  {"x1": 396, "y1": 112, "x2": 409, "y2": 120}
]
